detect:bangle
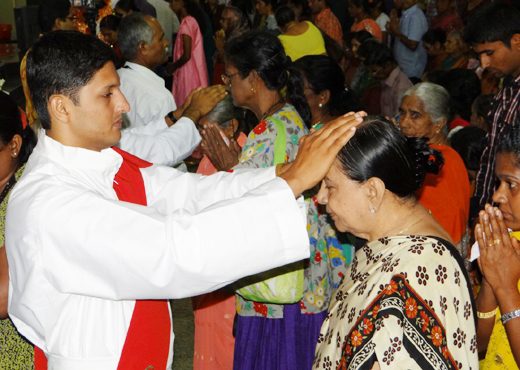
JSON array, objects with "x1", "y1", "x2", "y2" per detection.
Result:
[
  {"x1": 477, "y1": 308, "x2": 497, "y2": 319},
  {"x1": 501, "y1": 309, "x2": 520, "y2": 325},
  {"x1": 275, "y1": 163, "x2": 284, "y2": 177}
]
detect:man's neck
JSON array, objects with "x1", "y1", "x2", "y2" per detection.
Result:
[{"x1": 129, "y1": 58, "x2": 155, "y2": 71}]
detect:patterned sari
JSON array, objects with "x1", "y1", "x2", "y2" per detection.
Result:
[{"x1": 313, "y1": 235, "x2": 478, "y2": 370}]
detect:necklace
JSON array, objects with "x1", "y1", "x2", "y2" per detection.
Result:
[
  {"x1": 397, "y1": 210, "x2": 432, "y2": 235},
  {"x1": 260, "y1": 98, "x2": 285, "y2": 122}
]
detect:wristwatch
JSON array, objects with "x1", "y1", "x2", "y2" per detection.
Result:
[{"x1": 167, "y1": 111, "x2": 178, "y2": 125}]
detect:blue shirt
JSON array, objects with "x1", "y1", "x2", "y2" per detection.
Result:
[{"x1": 393, "y1": 4, "x2": 428, "y2": 79}]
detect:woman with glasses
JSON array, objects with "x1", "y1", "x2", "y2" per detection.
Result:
[{"x1": 202, "y1": 30, "x2": 356, "y2": 370}]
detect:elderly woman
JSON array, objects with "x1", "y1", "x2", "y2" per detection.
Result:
[
  {"x1": 201, "y1": 30, "x2": 353, "y2": 370},
  {"x1": 442, "y1": 31, "x2": 469, "y2": 71},
  {"x1": 313, "y1": 117, "x2": 478, "y2": 369},
  {"x1": 397, "y1": 82, "x2": 470, "y2": 246},
  {"x1": 287, "y1": 55, "x2": 362, "y2": 128},
  {"x1": 0, "y1": 93, "x2": 37, "y2": 367}
]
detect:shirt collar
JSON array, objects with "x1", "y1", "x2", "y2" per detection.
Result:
[
  {"x1": 316, "y1": 8, "x2": 331, "y2": 20},
  {"x1": 402, "y1": 4, "x2": 418, "y2": 16},
  {"x1": 30, "y1": 130, "x2": 123, "y2": 186},
  {"x1": 383, "y1": 67, "x2": 401, "y2": 87},
  {"x1": 121, "y1": 61, "x2": 165, "y2": 88}
]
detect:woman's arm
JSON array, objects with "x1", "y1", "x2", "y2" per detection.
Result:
[
  {"x1": 476, "y1": 205, "x2": 520, "y2": 364},
  {"x1": 170, "y1": 34, "x2": 193, "y2": 73},
  {"x1": 475, "y1": 277, "x2": 498, "y2": 353},
  {"x1": 0, "y1": 246, "x2": 9, "y2": 319}
]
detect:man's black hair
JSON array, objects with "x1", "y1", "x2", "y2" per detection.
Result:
[
  {"x1": 37, "y1": 0, "x2": 71, "y2": 33},
  {"x1": 464, "y1": 2, "x2": 520, "y2": 47},
  {"x1": 26, "y1": 31, "x2": 117, "y2": 130},
  {"x1": 358, "y1": 40, "x2": 394, "y2": 66},
  {"x1": 422, "y1": 28, "x2": 446, "y2": 46}
]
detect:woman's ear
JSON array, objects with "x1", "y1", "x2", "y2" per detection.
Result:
[
  {"x1": 435, "y1": 117, "x2": 448, "y2": 133},
  {"x1": 364, "y1": 177, "x2": 386, "y2": 212},
  {"x1": 249, "y1": 70, "x2": 260, "y2": 91},
  {"x1": 9, "y1": 134, "x2": 22, "y2": 158},
  {"x1": 320, "y1": 90, "x2": 331, "y2": 106}
]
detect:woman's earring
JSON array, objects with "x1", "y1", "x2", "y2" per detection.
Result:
[
  {"x1": 13, "y1": 152, "x2": 17, "y2": 157},
  {"x1": 370, "y1": 208, "x2": 375, "y2": 214},
  {"x1": 251, "y1": 87, "x2": 257, "y2": 94},
  {"x1": 319, "y1": 103, "x2": 323, "y2": 108}
]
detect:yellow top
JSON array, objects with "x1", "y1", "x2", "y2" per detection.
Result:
[
  {"x1": 278, "y1": 21, "x2": 326, "y2": 62},
  {"x1": 482, "y1": 231, "x2": 520, "y2": 370}
]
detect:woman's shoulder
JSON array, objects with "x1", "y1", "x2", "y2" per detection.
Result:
[
  {"x1": 431, "y1": 144, "x2": 467, "y2": 171},
  {"x1": 269, "y1": 104, "x2": 307, "y2": 131}
]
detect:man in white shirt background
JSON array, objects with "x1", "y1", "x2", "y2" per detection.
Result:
[
  {"x1": 6, "y1": 30, "x2": 362, "y2": 369},
  {"x1": 118, "y1": 13, "x2": 177, "y2": 128}
]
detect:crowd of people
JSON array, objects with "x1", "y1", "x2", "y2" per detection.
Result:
[{"x1": 1, "y1": 0, "x2": 520, "y2": 369}]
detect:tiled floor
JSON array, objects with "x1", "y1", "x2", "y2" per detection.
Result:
[{"x1": 170, "y1": 298, "x2": 195, "y2": 370}]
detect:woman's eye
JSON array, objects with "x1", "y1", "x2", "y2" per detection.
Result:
[
  {"x1": 412, "y1": 113, "x2": 420, "y2": 119},
  {"x1": 103, "y1": 92, "x2": 112, "y2": 98},
  {"x1": 509, "y1": 182, "x2": 517, "y2": 189}
]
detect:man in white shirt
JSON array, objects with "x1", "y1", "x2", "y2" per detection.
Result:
[
  {"x1": 147, "y1": 0, "x2": 180, "y2": 57},
  {"x1": 6, "y1": 31, "x2": 361, "y2": 369},
  {"x1": 117, "y1": 13, "x2": 176, "y2": 128}
]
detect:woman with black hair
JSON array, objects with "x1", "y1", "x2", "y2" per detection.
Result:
[
  {"x1": 348, "y1": 0, "x2": 382, "y2": 41},
  {"x1": 169, "y1": 0, "x2": 209, "y2": 105},
  {"x1": 201, "y1": 30, "x2": 356, "y2": 370},
  {"x1": 99, "y1": 15, "x2": 122, "y2": 59},
  {"x1": 287, "y1": 55, "x2": 362, "y2": 128},
  {"x1": 0, "y1": 92, "x2": 38, "y2": 368},
  {"x1": 313, "y1": 116, "x2": 478, "y2": 370},
  {"x1": 276, "y1": 5, "x2": 326, "y2": 61}
]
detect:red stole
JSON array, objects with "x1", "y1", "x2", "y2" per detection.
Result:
[{"x1": 35, "y1": 148, "x2": 171, "y2": 369}]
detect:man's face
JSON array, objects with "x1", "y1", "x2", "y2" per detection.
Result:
[
  {"x1": 144, "y1": 17, "x2": 169, "y2": 69},
  {"x1": 63, "y1": 62, "x2": 130, "y2": 151},
  {"x1": 220, "y1": 9, "x2": 237, "y2": 34},
  {"x1": 473, "y1": 37, "x2": 520, "y2": 78},
  {"x1": 57, "y1": 8, "x2": 77, "y2": 31},
  {"x1": 308, "y1": 0, "x2": 324, "y2": 14},
  {"x1": 401, "y1": 0, "x2": 417, "y2": 10}
]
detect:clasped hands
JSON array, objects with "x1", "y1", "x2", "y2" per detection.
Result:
[
  {"x1": 201, "y1": 111, "x2": 367, "y2": 197},
  {"x1": 475, "y1": 204, "x2": 520, "y2": 297}
]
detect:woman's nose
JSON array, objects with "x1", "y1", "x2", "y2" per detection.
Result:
[{"x1": 316, "y1": 181, "x2": 328, "y2": 205}]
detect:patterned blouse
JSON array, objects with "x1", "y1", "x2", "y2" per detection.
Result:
[
  {"x1": 234, "y1": 104, "x2": 354, "y2": 318},
  {"x1": 0, "y1": 164, "x2": 34, "y2": 369},
  {"x1": 313, "y1": 235, "x2": 478, "y2": 370}
]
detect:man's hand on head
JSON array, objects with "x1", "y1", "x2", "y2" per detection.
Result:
[
  {"x1": 183, "y1": 85, "x2": 228, "y2": 125},
  {"x1": 280, "y1": 112, "x2": 366, "y2": 197}
]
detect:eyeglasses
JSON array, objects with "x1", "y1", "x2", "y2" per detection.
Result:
[
  {"x1": 221, "y1": 72, "x2": 240, "y2": 85},
  {"x1": 370, "y1": 67, "x2": 381, "y2": 76}
]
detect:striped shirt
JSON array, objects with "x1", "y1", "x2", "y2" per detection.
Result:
[{"x1": 472, "y1": 74, "x2": 520, "y2": 217}]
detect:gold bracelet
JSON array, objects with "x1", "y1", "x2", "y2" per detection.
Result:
[
  {"x1": 275, "y1": 163, "x2": 284, "y2": 177},
  {"x1": 477, "y1": 308, "x2": 498, "y2": 319}
]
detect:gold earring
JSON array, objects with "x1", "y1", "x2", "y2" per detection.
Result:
[{"x1": 251, "y1": 87, "x2": 257, "y2": 93}]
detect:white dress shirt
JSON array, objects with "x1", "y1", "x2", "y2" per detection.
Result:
[
  {"x1": 147, "y1": 0, "x2": 180, "y2": 57},
  {"x1": 6, "y1": 133, "x2": 309, "y2": 369},
  {"x1": 118, "y1": 61, "x2": 176, "y2": 128},
  {"x1": 119, "y1": 117, "x2": 201, "y2": 166}
]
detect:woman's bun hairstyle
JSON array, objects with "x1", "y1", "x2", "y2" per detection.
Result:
[{"x1": 337, "y1": 116, "x2": 444, "y2": 198}]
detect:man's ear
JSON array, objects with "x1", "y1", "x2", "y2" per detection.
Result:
[
  {"x1": 138, "y1": 41, "x2": 149, "y2": 56},
  {"x1": 511, "y1": 33, "x2": 520, "y2": 52},
  {"x1": 48, "y1": 95, "x2": 73, "y2": 124}
]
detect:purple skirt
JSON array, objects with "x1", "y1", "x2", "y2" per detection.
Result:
[{"x1": 233, "y1": 303, "x2": 327, "y2": 370}]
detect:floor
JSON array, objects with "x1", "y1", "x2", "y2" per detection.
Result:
[{"x1": 170, "y1": 298, "x2": 195, "y2": 370}]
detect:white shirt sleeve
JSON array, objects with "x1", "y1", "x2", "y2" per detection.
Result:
[
  {"x1": 38, "y1": 167, "x2": 309, "y2": 300},
  {"x1": 118, "y1": 117, "x2": 201, "y2": 166}
]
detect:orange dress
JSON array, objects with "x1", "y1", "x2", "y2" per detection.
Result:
[
  {"x1": 192, "y1": 132, "x2": 247, "y2": 370},
  {"x1": 350, "y1": 19, "x2": 383, "y2": 41},
  {"x1": 416, "y1": 145, "x2": 470, "y2": 243}
]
